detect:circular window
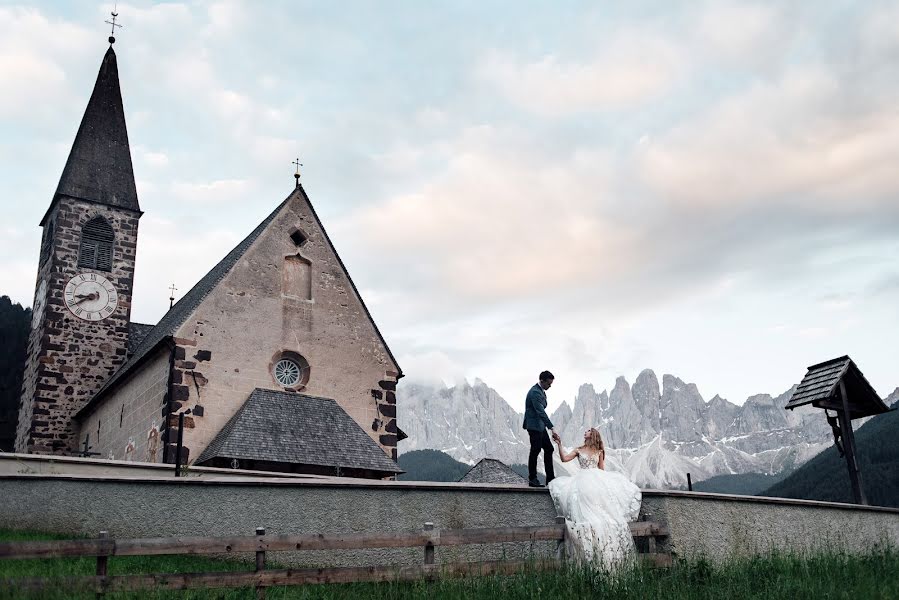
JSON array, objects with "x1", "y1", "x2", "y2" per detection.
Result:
[
  {"x1": 274, "y1": 359, "x2": 301, "y2": 386},
  {"x1": 271, "y1": 351, "x2": 310, "y2": 389}
]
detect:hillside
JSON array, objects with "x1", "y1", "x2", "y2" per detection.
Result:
[
  {"x1": 397, "y1": 449, "x2": 470, "y2": 481},
  {"x1": 763, "y1": 390, "x2": 899, "y2": 507}
]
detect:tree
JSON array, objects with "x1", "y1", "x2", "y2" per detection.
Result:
[{"x1": 0, "y1": 296, "x2": 30, "y2": 451}]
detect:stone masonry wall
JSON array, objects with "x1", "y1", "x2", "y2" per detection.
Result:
[
  {"x1": 77, "y1": 348, "x2": 169, "y2": 462},
  {"x1": 16, "y1": 198, "x2": 139, "y2": 454},
  {"x1": 165, "y1": 187, "x2": 401, "y2": 469}
]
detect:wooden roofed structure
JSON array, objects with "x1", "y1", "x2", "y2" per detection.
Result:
[{"x1": 786, "y1": 356, "x2": 891, "y2": 505}]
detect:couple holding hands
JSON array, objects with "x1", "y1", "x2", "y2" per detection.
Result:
[{"x1": 523, "y1": 371, "x2": 642, "y2": 567}]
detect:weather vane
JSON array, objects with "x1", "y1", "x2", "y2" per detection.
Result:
[
  {"x1": 168, "y1": 284, "x2": 178, "y2": 309},
  {"x1": 105, "y1": 5, "x2": 122, "y2": 45},
  {"x1": 292, "y1": 158, "x2": 303, "y2": 185}
]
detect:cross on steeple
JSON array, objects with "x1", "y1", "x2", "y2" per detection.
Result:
[
  {"x1": 105, "y1": 5, "x2": 122, "y2": 45},
  {"x1": 168, "y1": 284, "x2": 178, "y2": 309},
  {"x1": 292, "y1": 158, "x2": 303, "y2": 186}
]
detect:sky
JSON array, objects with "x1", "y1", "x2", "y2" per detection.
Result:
[{"x1": 1, "y1": 1, "x2": 898, "y2": 413}]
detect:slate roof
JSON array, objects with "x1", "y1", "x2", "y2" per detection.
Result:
[
  {"x1": 127, "y1": 322, "x2": 154, "y2": 356},
  {"x1": 786, "y1": 355, "x2": 891, "y2": 418},
  {"x1": 196, "y1": 388, "x2": 403, "y2": 474},
  {"x1": 459, "y1": 458, "x2": 527, "y2": 486},
  {"x1": 75, "y1": 195, "x2": 292, "y2": 418},
  {"x1": 44, "y1": 46, "x2": 139, "y2": 224}
]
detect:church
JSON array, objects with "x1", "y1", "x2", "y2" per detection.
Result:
[{"x1": 15, "y1": 38, "x2": 404, "y2": 479}]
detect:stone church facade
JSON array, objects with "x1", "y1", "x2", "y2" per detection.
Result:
[{"x1": 16, "y1": 43, "x2": 403, "y2": 479}]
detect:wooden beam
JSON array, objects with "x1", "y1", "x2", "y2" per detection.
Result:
[
  {"x1": 839, "y1": 380, "x2": 867, "y2": 505},
  {"x1": 3, "y1": 559, "x2": 563, "y2": 592},
  {"x1": 0, "y1": 523, "x2": 667, "y2": 560}
]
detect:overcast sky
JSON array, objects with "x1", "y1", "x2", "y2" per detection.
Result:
[{"x1": 1, "y1": 1, "x2": 897, "y2": 412}]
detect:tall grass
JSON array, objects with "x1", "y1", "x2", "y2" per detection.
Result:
[{"x1": 1, "y1": 529, "x2": 897, "y2": 599}]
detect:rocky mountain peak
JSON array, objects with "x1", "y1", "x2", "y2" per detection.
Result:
[{"x1": 397, "y1": 371, "x2": 855, "y2": 489}]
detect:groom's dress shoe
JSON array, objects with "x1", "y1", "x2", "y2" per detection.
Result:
[{"x1": 528, "y1": 478, "x2": 544, "y2": 488}]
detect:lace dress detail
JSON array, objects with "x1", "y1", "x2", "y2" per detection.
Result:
[
  {"x1": 548, "y1": 447, "x2": 642, "y2": 569},
  {"x1": 577, "y1": 452, "x2": 600, "y2": 470}
]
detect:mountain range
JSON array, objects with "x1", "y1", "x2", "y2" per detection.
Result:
[{"x1": 396, "y1": 370, "x2": 897, "y2": 489}]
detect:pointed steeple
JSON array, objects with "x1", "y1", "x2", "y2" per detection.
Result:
[{"x1": 48, "y1": 46, "x2": 139, "y2": 221}]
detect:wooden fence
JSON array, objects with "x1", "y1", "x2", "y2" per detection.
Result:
[{"x1": 0, "y1": 519, "x2": 670, "y2": 595}]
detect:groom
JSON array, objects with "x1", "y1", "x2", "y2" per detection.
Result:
[{"x1": 523, "y1": 370, "x2": 556, "y2": 488}]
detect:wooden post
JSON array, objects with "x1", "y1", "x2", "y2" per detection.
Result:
[
  {"x1": 255, "y1": 527, "x2": 266, "y2": 600},
  {"x1": 839, "y1": 381, "x2": 867, "y2": 505},
  {"x1": 687, "y1": 473, "x2": 692, "y2": 492},
  {"x1": 95, "y1": 530, "x2": 108, "y2": 599},
  {"x1": 423, "y1": 522, "x2": 435, "y2": 565},
  {"x1": 554, "y1": 516, "x2": 566, "y2": 562}
]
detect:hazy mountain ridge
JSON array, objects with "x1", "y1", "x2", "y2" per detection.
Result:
[{"x1": 397, "y1": 369, "x2": 849, "y2": 489}]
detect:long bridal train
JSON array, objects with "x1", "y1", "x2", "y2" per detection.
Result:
[{"x1": 549, "y1": 449, "x2": 642, "y2": 568}]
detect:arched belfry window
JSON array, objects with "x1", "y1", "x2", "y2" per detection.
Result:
[
  {"x1": 40, "y1": 221, "x2": 54, "y2": 264},
  {"x1": 78, "y1": 216, "x2": 114, "y2": 272}
]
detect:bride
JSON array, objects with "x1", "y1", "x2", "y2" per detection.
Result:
[{"x1": 548, "y1": 428, "x2": 642, "y2": 568}]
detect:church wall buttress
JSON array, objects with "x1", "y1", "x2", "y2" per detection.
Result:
[{"x1": 16, "y1": 199, "x2": 139, "y2": 454}]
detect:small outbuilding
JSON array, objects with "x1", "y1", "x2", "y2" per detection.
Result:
[{"x1": 459, "y1": 458, "x2": 527, "y2": 486}]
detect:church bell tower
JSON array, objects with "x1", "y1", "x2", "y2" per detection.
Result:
[{"x1": 16, "y1": 39, "x2": 142, "y2": 454}]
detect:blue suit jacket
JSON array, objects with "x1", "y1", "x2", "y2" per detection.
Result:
[{"x1": 522, "y1": 383, "x2": 554, "y2": 432}]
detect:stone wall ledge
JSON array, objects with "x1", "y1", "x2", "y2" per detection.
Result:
[
  {"x1": 642, "y1": 488, "x2": 899, "y2": 515},
  {"x1": 0, "y1": 471, "x2": 549, "y2": 493}
]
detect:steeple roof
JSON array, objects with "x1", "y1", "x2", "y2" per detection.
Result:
[{"x1": 45, "y1": 46, "x2": 139, "y2": 223}]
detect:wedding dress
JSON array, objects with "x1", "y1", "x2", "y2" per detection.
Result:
[{"x1": 548, "y1": 450, "x2": 642, "y2": 568}]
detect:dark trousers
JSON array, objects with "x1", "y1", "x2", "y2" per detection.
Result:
[{"x1": 527, "y1": 429, "x2": 555, "y2": 482}]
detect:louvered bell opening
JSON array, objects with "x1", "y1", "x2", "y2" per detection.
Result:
[
  {"x1": 95, "y1": 242, "x2": 112, "y2": 271},
  {"x1": 78, "y1": 239, "x2": 99, "y2": 269},
  {"x1": 78, "y1": 217, "x2": 115, "y2": 272}
]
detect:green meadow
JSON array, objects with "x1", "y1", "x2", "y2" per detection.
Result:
[{"x1": 1, "y1": 529, "x2": 897, "y2": 599}]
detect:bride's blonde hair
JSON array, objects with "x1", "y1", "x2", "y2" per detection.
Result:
[{"x1": 583, "y1": 428, "x2": 605, "y2": 457}]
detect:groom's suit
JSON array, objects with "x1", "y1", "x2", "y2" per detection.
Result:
[{"x1": 523, "y1": 383, "x2": 555, "y2": 484}]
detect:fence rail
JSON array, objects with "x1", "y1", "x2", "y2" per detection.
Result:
[{"x1": 0, "y1": 520, "x2": 670, "y2": 595}]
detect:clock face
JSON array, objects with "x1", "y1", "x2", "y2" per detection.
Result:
[
  {"x1": 32, "y1": 280, "x2": 47, "y2": 328},
  {"x1": 64, "y1": 273, "x2": 118, "y2": 322}
]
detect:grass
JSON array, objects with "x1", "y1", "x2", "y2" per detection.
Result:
[{"x1": 1, "y1": 529, "x2": 897, "y2": 599}]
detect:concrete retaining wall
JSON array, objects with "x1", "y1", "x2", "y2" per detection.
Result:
[
  {"x1": 0, "y1": 474, "x2": 558, "y2": 567},
  {"x1": 0, "y1": 472, "x2": 896, "y2": 567},
  {"x1": 641, "y1": 490, "x2": 899, "y2": 560}
]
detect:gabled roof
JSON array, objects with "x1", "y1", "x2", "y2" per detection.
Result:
[
  {"x1": 786, "y1": 356, "x2": 891, "y2": 419},
  {"x1": 45, "y1": 46, "x2": 139, "y2": 224},
  {"x1": 459, "y1": 458, "x2": 527, "y2": 485},
  {"x1": 76, "y1": 195, "x2": 292, "y2": 418},
  {"x1": 196, "y1": 388, "x2": 402, "y2": 474},
  {"x1": 78, "y1": 182, "x2": 404, "y2": 416},
  {"x1": 126, "y1": 322, "x2": 154, "y2": 356}
]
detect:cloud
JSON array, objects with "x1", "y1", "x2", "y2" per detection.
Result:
[
  {"x1": 130, "y1": 216, "x2": 241, "y2": 323},
  {"x1": 170, "y1": 179, "x2": 252, "y2": 203},
  {"x1": 638, "y1": 64, "x2": 899, "y2": 213},
  {"x1": 0, "y1": 7, "x2": 92, "y2": 119},
  {"x1": 476, "y1": 30, "x2": 685, "y2": 116},
  {"x1": 695, "y1": 1, "x2": 798, "y2": 69}
]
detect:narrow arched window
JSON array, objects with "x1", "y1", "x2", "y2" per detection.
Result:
[
  {"x1": 78, "y1": 216, "x2": 114, "y2": 271},
  {"x1": 40, "y1": 221, "x2": 54, "y2": 264}
]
